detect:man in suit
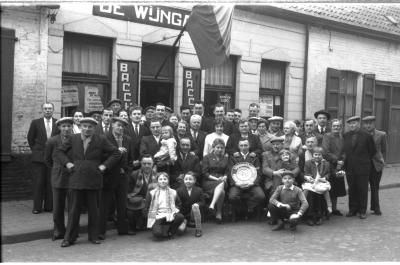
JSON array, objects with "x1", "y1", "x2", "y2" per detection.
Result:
[
  {"x1": 155, "y1": 103, "x2": 174, "y2": 127},
  {"x1": 56, "y1": 117, "x2": 120, "y2": 247},
  {"x1": 27, "y1": 102, "x2": 59, "y2": 214},
  {"x1": 193, "y1": 100, "x2": 213, "y2": 133},
  {"x1": 107, "y1": 98, "x2": 123, "y2": 117},
  {"x1": 313, "y1": 110, "x2": 331, "y2": 146},
  {"x1": 126, "y1": 106, "x2": 151, "y2": 168},
  {"x1": 95, "y1": 108, "x2": 113, "y2": 135},
  {"x1": 248, "y1": 103, "x2": 260, "y2": 119},
  {"x1": 180, "y1": 105, "x2": 192, "y2": 125},
  {"x1": 226, "y1": 119, "x2": 263, "y2": 158},
  {"x1": 299, "y1": 119, "x2": 317, "y2": 144},
  {"x1": 228, "y1": 138, "x2": 266, "y2": 220},
  {"x1": 210, "y1": 103, "x2": 237, "y2": 136},
  {"x1": 98, "y1": 117, "x2": 135, "y2": 240},
  {"x1": 170, "y1": 137, "x2": 201, "y2": 189},
  {"x1": 44, "y1": 117, "x2": 73, "y2": 240},
  {"x1": 188, "y1": 114, "x2": 207, "y2": 160},
  {"x1": 362, "y1": 116, "x2": 387, "y2": 216},
  {"x1": 140, "y1": 119, "x2": 162, "y2": 157},
  {"x1": 342, "y1": 116, "x2": 377, "y2": 219}
]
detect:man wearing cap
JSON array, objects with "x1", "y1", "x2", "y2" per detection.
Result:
[
  {"x1": 98, "y1": 117, "x2": 135, "y2": 240},
  {"x1": 95, "y1": 108, "x2": 113, "y2": 136},
  {"x1": 258, "y1": 116, "x2": 284, "y2": 152},
  {"x1": 144, "y1": 106, "x2": 155, "y2": 123},
  {"x1": 342, "y1": 116, "x2": 376, "y2": 219},
  {"x1": 248, "y1": 116, "x2": 259, "y2": 135},
  {"x1": 362, "y1": 116, "x2": 387, "y2": 215},
  {"x1": 313, "y1": 110, "x2": 331, "y2": 146},
  {"x1": 44, "y1": 117, "x2": 73, "y2": 241},
  {"x1": 155, "y1": 103, "x2": 174, "y2": 127},
  {"x1": 107, "y1": 99, "x2": 123, "y2": 116},
  {"x1": 56, "y1": 117, "x2": 121, "y2": 247},
  {"x1": 226, "y1": 119, "x2": 263, "y2": 158},
  {"x1": 165, "y1": 106, "x2": 173, "y2": 121},
  {"x1": 27, "y1": 102, "x2": 60, "y2": 214},
  {"x1": 88, "y1": 110, "x2": 102, "y2": 123}
]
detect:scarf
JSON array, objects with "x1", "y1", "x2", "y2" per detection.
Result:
[
  {"x1": 129, "y1": 170, "x2": 153, "y2": 198},
  {"x1": 147, "y1": 187, "x2": 179, "y2": 228}
]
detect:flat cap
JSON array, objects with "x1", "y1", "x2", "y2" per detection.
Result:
[
  {"x1": 248, "y1": 116, "x2": 260, "y2": 121},
  {"x1": 165, "y1": 106, "x2": 173, "y2": 113},
  {"x1": 144, "y1": 106, "x2": 155, "y2": 112},
  {"x1": 107, "y1": 98, "x2": 122, "y2": 107},
  {"x1": 314, "y1": 110, "x2": 331, "y2": 120},
  {"x1": 80, "y1": 117, "x2": 98, "y2": 125},
  {"x1": 270, "y1": 136, "x2": 285, "y2": 143},
  {"x1": 346, "y1": 116, "x2": 361, "y2": 123},
  {"x1": 281, "y1": 171, "x2": 294, "y2": 178},
  {"x1": 362, "y1": 116, "x2": 376, "y2": 122},
  {"x1": 56, "y1": 117, "x2": 73, "y2": 126},
  {"x1": 268, "y1": 116, "x2": 284, "y2": 122},
  {"x1": 111, "y1": 117, "x2": 128, "y2": 126}
]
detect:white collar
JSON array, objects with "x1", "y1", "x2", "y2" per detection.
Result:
[{"x1": 283, "y1": 185, "x2": 294, "y2": 190}]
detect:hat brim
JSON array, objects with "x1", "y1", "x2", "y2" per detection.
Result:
[{"x1": 314, "y1": 111, "x2": 331, "y2": 120}]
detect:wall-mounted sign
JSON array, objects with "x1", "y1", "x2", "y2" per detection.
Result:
[
  {"x1": 61, "y1": 85, "x2": 79, "y2": 107},
  {"x1": 93, "y1": 5, "x2": 190, "y2": 30},
  {"x1": 117, "y1": 60, "x2": 139, "y2": 110},
  {"x1": 84, "y1": 85, "x2": 104, "y2": 113},
  {"x1": 259, "y1": 95, "x2": 274, "y2": 117},
  {"x1": 182, "y1": 68, "x2": 201, "y2": 107}
]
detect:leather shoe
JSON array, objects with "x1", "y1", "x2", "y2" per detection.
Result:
[
  {"x1": 373, "y1": 210, "x2": 382, "y2": 216},
  {"x1": 271, "y1": 220, "x2": 284, "y2": 231},
  {"x1": 90, "y1": 239, "x2": 101, "y2": 244},
  {"x1": 32, "y1": 210, "x2": 41, "y2": 214},
  {"x1": 346, "y1": 211, "x2": 357, "y2": 217},
  {"x1": 195, "y1": 229, "x2": 202, "y2": 237},
  {"x1": 359, "y1": 213, "x2": 367, "y2": 219},
  {"x1": 98, "y1": 234, "x2": 105, "y2": 240},
  {"x1": 187, "y1": 221, "x2": 196, "y2": 228},
  {"x1": 315, "y1": 218, "x2": 323, "y2": 225},
  {"x1": 306, "y1": 219, "x2": 314, "y2": 226},
  {"x1": 61, "y1": 240, "x2": 71, "y2": 247},
  {"x1": 216, "y1": 217, "x2": 223, "y2": 224},
  {"x1": 332, "y1": 210, "x2": 343, "y2": 216},
  {"x1": 52, "y1": 234, "x2": 64, "y2": 241}
]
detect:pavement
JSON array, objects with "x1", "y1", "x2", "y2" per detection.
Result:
[{"x1": 1, "y1": 164, "x2": 399, "y2": 245}]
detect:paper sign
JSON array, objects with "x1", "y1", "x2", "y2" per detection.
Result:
[
  {"x1": 84, "y1": 85, "x2": 104, "y2": 113},
  {"x1": 259, "y1": 95, "x2": 274, "y2": 117},
  {"x1": 61, "y1": 85, "x2": 79, "y2": 107}
]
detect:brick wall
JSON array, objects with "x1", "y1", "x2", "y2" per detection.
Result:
[{"x1": 306, "y1": 26, "x2": 400, "y2": 117}]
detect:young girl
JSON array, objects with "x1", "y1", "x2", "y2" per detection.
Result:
[
  {"x1": 154, "y1": 126, "x2": 178, "y2": 171},
  {"x1": 278, "y1": 149, "x2": 301, "y2": 186},
  {"x1": 146, "y1": 172, "x2": 184, "y2": 238}
]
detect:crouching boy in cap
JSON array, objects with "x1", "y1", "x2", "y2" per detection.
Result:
[{"x1": 268, "y1": 171, "x2": 308, "y2": 231}]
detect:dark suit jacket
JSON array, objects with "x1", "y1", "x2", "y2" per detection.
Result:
[
  {"x1": 44, "y1": 134, "x2": 70, "y2": 188},
  {"x1": 226, "y1": 133, "x2": 263, "y2": 158},
  {"x1": 313, "y1": 126, "x2": 331, "y2": 146},
  {"x1": 201, "y1": 118, "x2": 236, "y2": 136},
  {"x1": 56, "y1": 133, "x2": 121, "y2": 190},
  {"x1": 95, "y1": 122, "x2": 112, "y2": 136},
  {"x1": 176, "y1": 185, "x2": 205, "y2": 217},
  {"x1": 304, "y1": 159, "x2": 331, "y2": 180},
  {"x1": 128, "y1": 169, "x2": 157, "y2": 198},
  {"x1": 228, "y1": 153, "x2": 261, "y2": 187},
  {"x1": 170, "y1": 152, "x2": 201, "y2": 187},
  {"x1": 140, "y1": 135, "x2": 161, "y2": 157},
  {"x1": 103, "y1": 133, "x2": 134, "y2": 190},
  {"x1": 371, "y1": 129, "x2": 387, "y2": 172},
  {"x1": 200, "y1": 116, "x2": 214, "y2": 133},
  {"x1": 27, "y1": 117, "x2": 59, "y2": 162},
  {"x1": 188, "y1": 130, "x2": 207, "y2": 160},
  {"x1": 342, "y1": 129, "x2": 377, "y2": 176}
]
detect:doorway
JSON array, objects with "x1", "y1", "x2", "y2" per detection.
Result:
[{"x1": 140, "y1": 80, "x2": 174, "y2": 108}]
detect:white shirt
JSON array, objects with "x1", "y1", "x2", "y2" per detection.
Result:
[{"x1": 44, "y1": 118, "x2": 53, "y2": 138}]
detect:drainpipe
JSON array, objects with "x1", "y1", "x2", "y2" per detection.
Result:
[{"x1": 302, "y1": 24, "x2": 309, "y2": 120}]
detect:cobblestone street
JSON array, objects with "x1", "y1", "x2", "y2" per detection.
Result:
[{"x1": 2, "y1": 188, "x2": 400, "y2": 262}]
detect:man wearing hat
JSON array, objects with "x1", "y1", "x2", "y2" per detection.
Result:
[
  {"x1": 362, "y1": 116, "x2": 387, "y2": 215},
  {"x1": 165, "y1": 106, "x2": 173, "y2": 121},
  {"x1": 98, "y1": 117, "x2": 135, "y2": 240},
  {"x1": 155, "y1": 103, "x2": 174, "y2": 127},
  {"x1": 248, "y1": 116, "x2": 259, "y2": 135},
  {"x1": 44, "y1": 117, "x2": 73, "y2": 241},
  {"x1": 313, "y1": 110, "x2": 331, "y2": 146},
  {"x1": 88, "y1": 110, "x2": 102, "y2": 123},
  {"x1": 342, "y1": 116, "x2": 376, "y2": 219},
  {"x1": 144, "y1": 106, "x2": 155, "y2": 121},
  {"x1": 107, "y1": 99, "x2": 123, "y2": 116},
  {"x1": 261, "y1": 116, "x2": 284, "y2": 152},
  {"x1": 56, "y1": 117, "x2": 121, "y2": 247}
]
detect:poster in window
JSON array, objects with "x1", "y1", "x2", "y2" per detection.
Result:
[
  {"x1": 219, "y1": 93, "x2": 232, "y2": 110},
  {"x1": 84, "y1": 85, "x2": 104, "y2": 113},
  {"x1": 259, "y1": 95, "x2": 274, "y2": 117},
  {"x1": 61, "y1": 85, "x2": 79, "y2": 107}
]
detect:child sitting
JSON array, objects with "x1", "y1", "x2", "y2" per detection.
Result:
[
  {"x1": 278, "y1": 149, "x2": 300, "y2": 186},
  {"x1": 302, "y1": 146, "x2": 332, "y2": 225},
  {"x1": 145, "y1": 172, "x2": 184, "y2": 239},
  {"x1": 154, "y1": 126, "x2": 178, "y2": 172},
  {"x1": 176, "y1": 172, "x2": 205, "y2": 237},
  {"x1": 268, "y1": 171, "x2": 309, "y2": 231}
]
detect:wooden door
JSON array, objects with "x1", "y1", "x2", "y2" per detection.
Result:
[{"x1": 387, "y1": 86, "x2": 400, "y2": 163}]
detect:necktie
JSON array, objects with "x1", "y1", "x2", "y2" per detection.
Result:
[
  {"x1": 45, "y1": 119, "x2": 51, "y2": 138},
  {"x1": 105, "y1": 126, "x2": 109, "y2": 134},
  {"x1": 135, "y1": 124, "x2": 139, "y2": 135},
  {"x1": 83, "y1": 137, "x2": 90, "y2": 153},
  {"x1": 193, "y1": 131, "x2": 197, "y2": 140}
]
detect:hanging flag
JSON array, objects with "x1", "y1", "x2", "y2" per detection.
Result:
[{"x1": 186, "y1": 5, "x2": 234, "y2": 69}]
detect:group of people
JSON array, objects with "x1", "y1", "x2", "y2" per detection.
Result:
[{"x1": 27, "y1": 99, "x2": 386, "y2": 248}]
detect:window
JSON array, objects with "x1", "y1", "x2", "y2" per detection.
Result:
[
  {"x1": 62, "y1": 33, "x2": 112, "y2": 116},
  {"x1": 259, "y1": 60, "x2": 286, "y2": 117},
  {"x1": 326, "y1": 68, "x2": 358, "y2": 122},
  {"x1": 204, "y1": 56, "x2": 237, "y2": 116}
]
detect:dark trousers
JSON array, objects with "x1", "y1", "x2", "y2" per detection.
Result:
[
  {"x1": 52, "y1": 188, "x2": 68, "y2": 237},
  {"x1": 228, "y1": 185, "x2": 266, "y2": 211},
  {"x1": 98, "y1": 177, "x2": 129, "y2": 235},
  {"x1": 346, "y1": 173, "x2": 369, "y2": 214},
  {"x1": 305, "y1": 192, "x2": 326, "y2": 219},
  {"x1": 152, "y1": 213, "x2": 184, "y2": 238},
  {"x1": 31, "y1": 162, "x2": 52, "y2": 211},
  {"x1": 64, "y1": 189, "x2": 99, "y2": 243},
  {"x1": 369, "y1": 167, "x2": 382, "y2": 212},
  {"x1": 268, "y1": 203, "x2": 298, "y2": 222}
]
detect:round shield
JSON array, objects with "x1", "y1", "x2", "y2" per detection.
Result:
[{"x1": 231, "y1": 162, "x2": 257, "y2": 185}]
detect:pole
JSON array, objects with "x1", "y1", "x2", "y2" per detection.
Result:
[{"x1": 154, "y1": 26, "x2": 186, "y2": 79}]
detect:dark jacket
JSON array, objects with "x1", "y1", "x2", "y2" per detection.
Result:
[
  {"x1": 44, "y1": 134, "x2": 70, "y2": 188},
  {"x1": 27, "y1": 117, "x2": 59, "y2": 162},
  {"x1": 188, "y1": 130, "x2": 207, "y2": 160},
  {"x1": 226, "y1": 133, "x2": 263, "y2": 158},
  {"x1": 304, "y1": 159, "x2": 331, "y2": 180},
  {"x1": 170, "y1": 152, "x2": 201, "y2": 187},
  {"x1": 125, "y1": 122, "x2": 151, "y2": 161},
  {"x1": 140, "y1": 135, "x2": 161, "y2": 157},
  {"x1": 176, "y1": 185, "x2": 205, "y2": 217},
  {"x1": 55, "y1": 133, "x2": 121, "y2": 190}
]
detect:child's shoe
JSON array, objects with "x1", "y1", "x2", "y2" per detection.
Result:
[
  {"x1": 195, "y1": 229, "x2": 202, "y2": 237},
  {"x1": 271, "y1": 220, "x2": 284, "y2": 231}
]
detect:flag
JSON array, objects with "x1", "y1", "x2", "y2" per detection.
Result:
[{"x1": 186, "y1": 5, "x2": 234, "y2": 69}]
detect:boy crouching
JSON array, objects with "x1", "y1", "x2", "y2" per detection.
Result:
[{"x1": 268, "y1": 171, "x2": 308, "y2": 231}]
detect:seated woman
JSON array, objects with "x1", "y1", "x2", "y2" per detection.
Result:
[
  {"x1": 283, "y1": 121, "x2": 303, "y2": 159},
  {"x1": 201, "y1": 138, "x2": 230, "y2": 224},
  {"x1": 203, "y1": 121, "x2": 229, "y2": 157},
  {"x1": 302, "y1": 146, "x2": 332, "y2": 226},
  {"x1": 145, "y1": 172, "x2": 184, "y2": 239}
]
